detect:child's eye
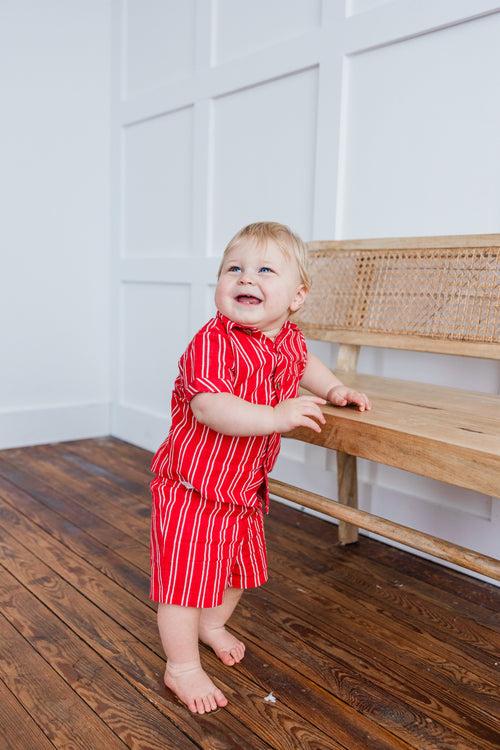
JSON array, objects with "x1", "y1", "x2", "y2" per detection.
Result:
[
  {"x1": 227, "y1": 265, "x2": 240, "y2": 272},
  {"x1": 259, "y1": 266, "x2": 274, "y2": 273}
]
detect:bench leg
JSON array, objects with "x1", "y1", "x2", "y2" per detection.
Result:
[{"x1": 336, "y1": 451, "x2": 359, "y2": 545}]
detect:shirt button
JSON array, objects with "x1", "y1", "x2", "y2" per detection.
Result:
[{"x1": 275, "y1": 381, "x2": 281, "y2": 390}]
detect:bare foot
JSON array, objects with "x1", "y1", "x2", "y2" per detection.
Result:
[
  {"x1": 198, "y1": 624, "x2": 246, "y2": 666},
  {"x1": 164, "y1": 661, "x2": 228, "y2": 714}
]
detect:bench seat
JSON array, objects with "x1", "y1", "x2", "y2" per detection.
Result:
[{"x1": 292, "y1": 374, "x2": 500, "y2": 498}]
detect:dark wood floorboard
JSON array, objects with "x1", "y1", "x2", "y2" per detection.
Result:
[{"x1": 0, "y1": 436, "x2": 498, "y2": 750}]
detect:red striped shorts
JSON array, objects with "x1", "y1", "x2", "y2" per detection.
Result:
[{"x1": 149, "y1": 476, "x2": 268, "y2": 608}]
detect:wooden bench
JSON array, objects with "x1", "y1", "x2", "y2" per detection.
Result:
[{"x1": 268, "y1": 233, "x2": 500, "y2": 581}]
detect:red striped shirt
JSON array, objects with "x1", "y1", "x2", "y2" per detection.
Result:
[{"x1": 150, "y1": 310, "x2": 308, "y2": 514}]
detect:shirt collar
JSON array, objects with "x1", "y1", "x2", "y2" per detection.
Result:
[{"x1": 215, "y1": 310, "x2": 296, "y2": 344}]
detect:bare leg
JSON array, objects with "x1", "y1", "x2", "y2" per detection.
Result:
[
  {"x1": 198, "y1": 586, "x2": 246, "y2": 666},
  {"x1": 157, "y1": 602, "x2": 228, "y2": 713}
]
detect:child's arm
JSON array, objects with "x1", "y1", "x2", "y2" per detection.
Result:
[
  {"x1": 300, "y1": 352, "x2": 371, "y2": 411},
  {"x1": 190, "y1": 392, "x2": 327, "y2": 437}
]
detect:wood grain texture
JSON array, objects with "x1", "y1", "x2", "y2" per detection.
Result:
[
  {"x1": 307, "y1": 233, "x2": 500, "y2": 250},
  {"x1": 1, "y1": 437, "x2": 499, "y2": 749},
  {"x1": 0, "y1": 678, "x2": 55, "y2": 750},
  {"x1": 335, "y1": 343, "x2": 361, "y2": 544},
  {"x1": 289, "y1": 375, "x2": 500, "y2": 498},
  {"x1": 295, "y1": 329, "x2": 500, "y2": 358},
  {"x1": 336, "y1": 450, "x2": 359, "y2": 545},
  {"x1": 0, "y1": 612, "x2": 128, "y2": 750}
]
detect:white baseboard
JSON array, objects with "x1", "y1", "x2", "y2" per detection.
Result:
[{"x1": 0, "y1": 402, "x2": 110, "y2": 449}]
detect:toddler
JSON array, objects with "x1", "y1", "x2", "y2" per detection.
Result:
[{"x1": 149, "y1": 221, "x2": 371, "y2": 714}]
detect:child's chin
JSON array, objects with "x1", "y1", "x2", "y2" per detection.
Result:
[{"x1": 234, "y1": 310, "x2": 264, "y2": 326}]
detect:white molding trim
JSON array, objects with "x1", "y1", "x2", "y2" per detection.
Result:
[
  {"x1": 344, "y1": 0, "x2": 500, "y2": 55},
  {"x1": 117, "y1": 2, "x2": 500, "y2": 129},
  {"x1": 0, "y1": 403, "x2": 110, "y2": 450},
  {"x1": 119, "y1": 257, "x2": 220, "y2": 283},
  {"x1": 120, "y1": 32, "x2": 322, "y2": 125}
]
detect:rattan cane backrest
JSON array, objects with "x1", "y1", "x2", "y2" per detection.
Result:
[{"x1": 291, "y1": 234, "x2": 500, "y2": 359}]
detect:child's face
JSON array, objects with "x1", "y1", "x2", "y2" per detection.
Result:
[{"x1": 215, "y1": 239, "x2": 307, "y2": 334}]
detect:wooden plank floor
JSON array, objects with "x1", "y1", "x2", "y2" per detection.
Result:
[{"x1": 0, "y1": 437, "x2": 498, "y2": 750}]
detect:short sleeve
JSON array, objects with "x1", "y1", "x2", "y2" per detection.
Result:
[{"x1": 180, "y1": 327, "x2": 235, "y2": 403}]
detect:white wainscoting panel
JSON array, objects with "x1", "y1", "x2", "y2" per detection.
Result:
[
  {"x1": 124, "y1": 0, "x2": 196, "y2": 98},
  {"x1": 124, "y1": 107, "x2": 194, "y2": 257},
  {"x1": 214, "y1": 0, "x2": 321, "y2": 65},
  {"x1": 346, "y1": 0, "x2": 392, "y2": 17},
  {"x1": 341, "y1": 12, "x2": 500, "y2": 238},
  {"x1": 120, "y1": 282, "x2": 191, "y2": 414},
  {"x1": 211, "y1": 67, "x2": 319, "y2": 253}
]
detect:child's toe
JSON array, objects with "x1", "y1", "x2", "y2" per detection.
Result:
[
  {"x1": 215, "y1": 688, "x2": 228, "y2": 706},
  {"x1": 207, "y1": 694, "x2": 217, "y2": 710},
  {"x1": 220, "y1": 649, "x2": 235, "y2": 665}
]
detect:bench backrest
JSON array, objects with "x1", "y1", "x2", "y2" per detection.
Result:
[{"x1": 292, "y1": 233, "x2": 500, "y2": 360}]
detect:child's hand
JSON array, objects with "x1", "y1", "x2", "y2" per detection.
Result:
[
  {"x1": 327, "y1": 385, "x2": 371, "y2": 411},
  {"x1": 273, "y1": 396, "x2": 327, "y2": 434}
]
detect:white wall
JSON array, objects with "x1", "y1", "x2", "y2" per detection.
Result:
[{"x1": 0, "y1": 0, "x2": 111, "y2": 448}]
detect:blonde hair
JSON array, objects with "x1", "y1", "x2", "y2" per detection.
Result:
[{"x1": 217, "y1": 221, "x2": 312, "y2": 292}]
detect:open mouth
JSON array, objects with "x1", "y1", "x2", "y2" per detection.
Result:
[{"x1": 235, "y1": 294, "x2": 262, "y2": 305}]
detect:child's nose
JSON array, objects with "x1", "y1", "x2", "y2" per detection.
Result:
[{"x1": 239, "y1": 271, "x2": 256, "y2": 284}]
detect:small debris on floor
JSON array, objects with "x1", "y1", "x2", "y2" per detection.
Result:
[{"x1": 264, "y1": 691, "x2": 277, "y2": 703}]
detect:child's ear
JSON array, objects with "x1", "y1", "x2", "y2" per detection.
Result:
[{"x1": 289, "y1": 285, "x2": 307, "y2": 313}]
